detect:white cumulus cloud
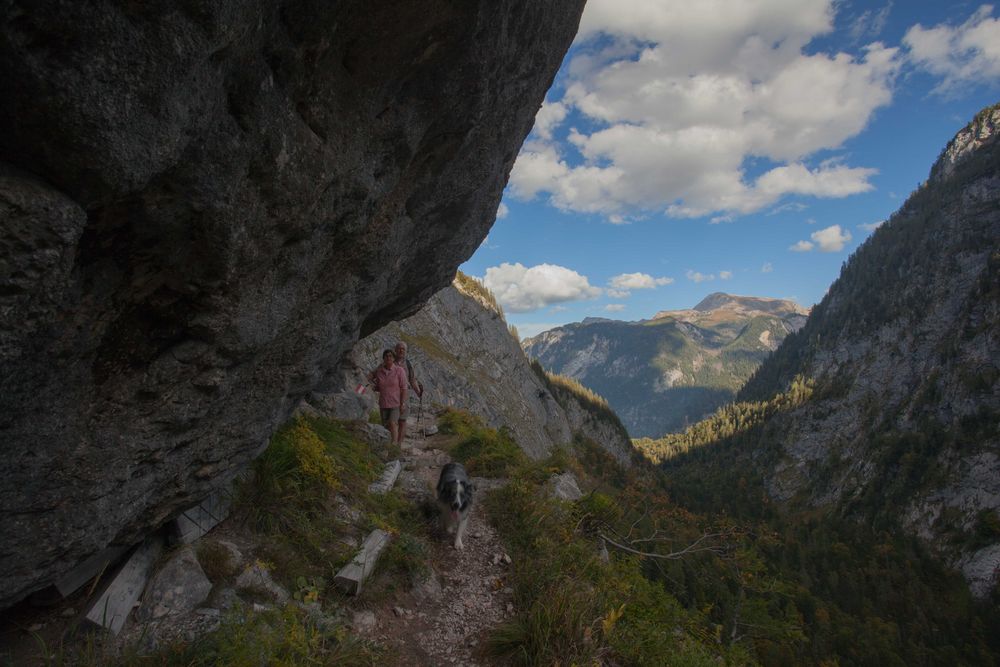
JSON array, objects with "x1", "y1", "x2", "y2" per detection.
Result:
[
  {"x1": 496, "y1": 202, "x2": 509, "y2": 219},
  {"x1": 904, "y1": 5, "x2": 1000, "y2": 94},
  {"x1": 790, "y1": 223, "x2": 853, "y2": 252},
  {"x1": 609, "y1": 272, "x2": 674, "y2": 289},
  {"x1": 719, "y1": 270, "x2": 734, "y2": 280},
  {"x1": 481, "y1": 262, "x2": 602, "y2": 313},
  {"x1": 510, "y1": 0, "x2": 899, "y2": 221},
  {"x1": 686, "y1": 270, "x2": 716, "y2": 283},
  {"x1": 858, "y1": 219, "x2": 885, "y2": 232},
  {"x1": 761, "y1": 262, "x2": 774, "y2": 273},
  {"x1": 605, "y1": 304, "x2": 627, "y2": 312}
]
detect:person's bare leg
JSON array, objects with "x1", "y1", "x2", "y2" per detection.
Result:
[
  {"x1": 388, "y1": 419, "x2": 399, "y2": 445},
  {"x1": 397, "y1": 418, "x2": 407, "y2": 444}
]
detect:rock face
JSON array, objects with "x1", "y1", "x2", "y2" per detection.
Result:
[
  {"x1": 0, "y1": 0, "x2": 585, "y2": 608},
  {"x1": 525, "y1": 294, "x2": 807, "y2": 437},
  {"x1": 326, "y1": 277, "x2": 634, "y2": 464},
  {"x1": 739, "y1": 103, "x2": 1000, "y2": 596}
]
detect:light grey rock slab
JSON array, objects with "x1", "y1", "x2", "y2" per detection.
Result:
[
  {"x1": 169, "y1": 491, "x2": 231, "y2": 545},
  {"x1": 351, "y1": 609, "x2": 377, "y2": 635},
  {"x1": 549, "y1": 472, "x2": 583, "y2": 501},
  {"x1": 84, "y1": 536, "x2": 164, "y2": 635},
  {"x1": 138, "y1": 546, "x2": 212, "y2": 621},
  {"x1": 368, "y1": 460, "x2": 402, "y2": 495},
  {"x1": 334, "y1": 529, "x2": 391, "y2": 595},
  {"x1": 235, "y1": 563, "x2": 289, "y2": 605}
]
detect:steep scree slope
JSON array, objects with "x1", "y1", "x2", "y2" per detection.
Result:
[{"x1": 0, "y1": 1, "x2": 585, "y2": 608}]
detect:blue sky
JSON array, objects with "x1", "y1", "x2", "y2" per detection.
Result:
[{"x1": 460, "y1": 1, "x2": 1000, "y2": 338}]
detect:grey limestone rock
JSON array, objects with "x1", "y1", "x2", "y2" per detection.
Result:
[
  {"x1": 138, "y1": 546, "x2": 212, "y2": 622},
  {"x1": 549, "y1": 472, "x2": 583, "y2": 502},
  {"x1": 0, "y1": 0, "x2": 586, "y2": 608},
  {"x1": 235, "y1": 562, "x2": 289, "y2": 605}
]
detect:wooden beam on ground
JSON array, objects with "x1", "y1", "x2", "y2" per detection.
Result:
[
  {"x1": 334, "y1": 529, "x2": 391, "y2": 595},
  {"x1": 368, "y1": 460, "x2": 402, "y2": 495},
  {"x1": 84, "y1": 535, "x2": 164, "y2": 635},
  {"x1": 54, "y1": 545, "x2": 130, "y2": 598}
]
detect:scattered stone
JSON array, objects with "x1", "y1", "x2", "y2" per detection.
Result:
[
  {"x1": 196, "y1": 608, "x2": 221, "y2": 617},
  {"x1": 252, "y1": 603, "x2": 270, "y2": 613},
  {"x1": 27, "y1": 623, "x2": 43, "y2": 632},
  {"x1": 215, "y1": 541, "x2": 244, "y2": 570},
  {"x1": 85, "y1": 535, "x2": 164, "y2": 635},
  {"x1": 368, "y1": 460, "x2": 402, "y2": 495},
  {"x1": 333, "y1": 496, "x2": 363, "y2": 524},
  {"x1": 351, "y1": 610, "x2": 377, "y2": 636},
  {"x1": 61, "y1": 607, "x2": 76, "y2": 617},
  {"x1": 506, "y1": 602, "x2": 514, "y2": 614},
  {"x1": 210, "y1": 587, "x2": 240, "y2": 612},
  {"x1": 502, "y1": 553, "x2": 511, "y2": 565},
  {"x1": 393, "y1": 606, "x2": 405, "y2": 617},
  {"x1": 236, "y1": 562, "x2": 289, "y2": 605},
  {"x1": 549, "y1": 472, "x2": 583, "y2": 501},
  {"x1": 412, "y1": 570, "x2": 443, "y2": 602},
  {"x1": 138, "y1": 546, "x2": 212, "y2": 622},
  {"x1": 424, "y1": 424, "x2": 439, "y2": 436},
  {"x1": 357, "y1": 423, "x2": 391, "y2": 446},
  {"x1": 334, "y1": 529, "x2": 391, "y2": 595}
]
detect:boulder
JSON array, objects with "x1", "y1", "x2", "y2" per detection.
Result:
[
  {"x1": 0, "y1": 0, "x2": 585, "y2": 608},
  {"x1": 549, "y1": 472, "x2": 583, "y2": 501},
  {"x1": 138, "y1": 546, "x2": 212, "y2": 622}
]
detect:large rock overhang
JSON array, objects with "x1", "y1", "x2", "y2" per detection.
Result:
[{"x1": 0, "y1": 0, "x2": 585, "y2": 608}]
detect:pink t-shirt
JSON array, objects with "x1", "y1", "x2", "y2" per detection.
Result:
[{"x1": 373, "y1": 364, "x2": 407, "y2": 408}]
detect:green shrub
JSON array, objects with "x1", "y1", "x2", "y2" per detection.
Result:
[
  {"x1": 438, "y1": 408, "x2": 528, "y2": 477},
  {"x1": 148, "y1": 605, "x2": 380, "y2": 666}
]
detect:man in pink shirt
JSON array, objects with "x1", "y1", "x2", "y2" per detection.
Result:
[{"x1": 370, "y1": 349, "x2": 408, "y2": 446}]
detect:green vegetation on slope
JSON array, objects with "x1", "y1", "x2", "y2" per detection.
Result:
[{"x1": 529, "y1": 358, "x2": 631, "y2": 441}]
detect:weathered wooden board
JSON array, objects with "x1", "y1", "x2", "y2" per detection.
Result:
[
  {"x1": 334, "y1": 529, "x2": 391, "y2": 595},
  {"x1": 84, "y1": 536, "x2": 164, "y2": 634},
  {"x1": 368, "y1": 460, "x2": 402, "y2": 495},
  {"x1": 54, "y1": 545, "x2": 130, "y2": 598}
]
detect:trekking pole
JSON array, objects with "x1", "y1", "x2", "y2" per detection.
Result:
[{"x1": 418, "y1": 392, "x2": 425, "y2": 441}]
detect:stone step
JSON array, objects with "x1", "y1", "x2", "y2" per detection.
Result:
[
  {"x1": 84, "y1": 535, "x2": 164, "y2": 635},
  {"x1": 368, "y1": 460, "x2": 402, "y2": 495},
  {"x1": 334, "y1": 529, "x2": 391, "y2": 595}
]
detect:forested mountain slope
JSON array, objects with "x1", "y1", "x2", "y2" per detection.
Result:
[
  {"x1": 643, "y1": 103, "x2": 1000, "y2": 598},
  {"x1": 524, "y1": 294, "x2": 807, "y2": 437}
]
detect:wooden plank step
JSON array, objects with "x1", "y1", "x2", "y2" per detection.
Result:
[
  {"x1": 84, "y1": 535, "x2": 164, "y2": 635},
  {"x1": 334, "y1": 529, "x2": 391, "y2": 595},
  {"x1": 368, "y1": 460, "x2": 402, "y2": 495}
]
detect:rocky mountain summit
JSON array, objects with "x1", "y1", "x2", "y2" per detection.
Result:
[
  {"x1": 524, "y1": 293, "x2": 807, "y2": 437},
  {"x1": 729, "y1": 103, "x2": 1000, "y2": 596},
  {"x1": 0, "y1": 1, "x2": 585, "y2": 609}
]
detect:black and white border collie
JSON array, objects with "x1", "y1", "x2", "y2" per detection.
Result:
[{"x1": 436, "y1": 462, "x2": 474, "y2": 550}]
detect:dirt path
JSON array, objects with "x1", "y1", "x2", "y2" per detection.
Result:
[{"x1": 372, "y1": 412, "x2": 514, "y2": 666}]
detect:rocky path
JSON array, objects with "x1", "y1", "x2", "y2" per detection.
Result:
[{"x1": 371, "y1": 412, "x2": 514, "y2": 666}]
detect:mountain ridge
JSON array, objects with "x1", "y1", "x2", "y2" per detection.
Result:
[{"x1": 524, "y1": 292, "x2": 807, "y2": 437}]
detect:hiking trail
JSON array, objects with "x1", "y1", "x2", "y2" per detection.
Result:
[{"x1": 366, "y1": 409, "x2": 514, "y2": 666}]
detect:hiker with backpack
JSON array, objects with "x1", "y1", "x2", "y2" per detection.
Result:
[{"x1": 393, "y1": 341, "x2": 423, "y2": 442}]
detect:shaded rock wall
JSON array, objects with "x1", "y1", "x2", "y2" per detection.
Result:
[{"x1": 0, "y1": 0, "x2": 584, "y2": 607}]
